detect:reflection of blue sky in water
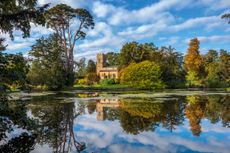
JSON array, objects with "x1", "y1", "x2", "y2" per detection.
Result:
[
  {"x1": 12, "y1": 94, "x2": 229, "y2": 153},
  {"x1": 75, "y1": 113, "x2": 230, "y2": 153}
]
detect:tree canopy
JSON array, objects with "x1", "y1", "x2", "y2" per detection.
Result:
[
  {"x1": 45, "y1": 4, "x2": 94, "y2": 86},
  {"x1": 28, "y1": 34, "x2": 66, "y2": 90},
  {"x1": 120, "y1": 61, "x2": 164, "y2": 89},
  {"x1": 184, "y1": 38, "x2": 204, "y2": 87},
  {"x1": 0, "y1": 0, "x2": 48, "y2": 39}
]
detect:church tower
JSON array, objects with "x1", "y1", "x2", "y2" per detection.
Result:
[{"x1": 96, "y1": 53, "x2": 106, "y2": 74}]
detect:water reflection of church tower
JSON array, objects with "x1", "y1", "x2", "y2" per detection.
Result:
[{"x1": 96, "y1": 98, "x2": 120, "y2": 121}]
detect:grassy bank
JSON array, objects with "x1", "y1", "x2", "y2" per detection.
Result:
[{"x1": 73, "y1": 84, "x2": 134, "y2": 91}]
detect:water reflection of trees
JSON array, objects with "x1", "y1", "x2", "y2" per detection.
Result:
[
  {"x1": 90, "y1": 95, "x2": 230, "y2": 136},
  {"x1": 185, "y1": 95, "x2": 230, "y2": 136},
  {"x1": 118, "y1": 98, "x2": 186, "y2": 134},
  {"x1": 0, "y1": 98, "x2": 86, "y2": 153},
  {"x1": 0, "y1": 100, "x2": 37, "y2": 153},
  {"x1": 1, "y1": 94, "x2": 229, "y2": 152},
  {"x1": 28, "y1": 100, "x2": 86, "y2": 152}
]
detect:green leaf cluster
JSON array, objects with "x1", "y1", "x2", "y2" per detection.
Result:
[
  {"x1": 27, "y1": 34, "x2": 66, "y2": 90},
  {"x1": 120, "y1": 61, "x2": 164, "y2": 89}
]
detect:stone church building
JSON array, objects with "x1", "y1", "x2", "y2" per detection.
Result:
[{"x1": 96, "y1": 53, "x2": 119, "y2": 80}]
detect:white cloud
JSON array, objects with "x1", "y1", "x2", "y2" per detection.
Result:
[
  {"x1": 198, "y1": 35, "x2": 230, "y2": 43},
  {"x1": 87, "y1": 22, "x2": 112, "y2": 37},
  {"x1": 226, "y1": 27, "x2": 230, "y2": 32},
  {"x1": 75, "y1": 22, "x2": 124, "y2": 60},
  {"x1": 183, "y1": 35, "x2": 230, "y2": 46},
  {"x1": 6, "y1": 42, "x2": 32, "y2": 51},
  {"x1": 196, "y1": 0, "x2": 230, "y2": 10},
  {"x1": 92, "y1": 1, "x2": 116, "y2": 18},
  {"x1": 118, "y1": 20, "x2": 168, "y2": 39},
  {"x1": 169, "y1": 16, "x2": 221, "y2": 32},
  {"x1": 37, "y1": 0, "x2": 91, "y2": 8},
  {"x1": 107, "y1": 0, "x2": 181, "y2": 25},
  {"x1": 168, "y1": 36, "x2": 180, "y2": 45},
  {"x1": 30, "y1": 23, "x2": 54, "y2": 36}
]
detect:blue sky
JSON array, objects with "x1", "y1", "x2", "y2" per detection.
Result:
[{"x1": 3, "y1": 0, "x2": 230, "y2": 60}]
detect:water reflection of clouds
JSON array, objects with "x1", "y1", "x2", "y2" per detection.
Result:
[
  {"x1": 75, "y1": 114, "x2": 230, "y2": 153},
  {"x1": 31, "y1": 144, "x2": 51, "y2": 153},
  {"x1": 0, "y1": 127, "x2": 28, "y2": 145},
  {"x1": 201, "y1": 120, "x2": 230, "y2": 133}
]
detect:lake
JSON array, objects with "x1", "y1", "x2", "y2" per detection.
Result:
[{"x1": 0, "y1": 91, "x2": 230, "y2": 153}]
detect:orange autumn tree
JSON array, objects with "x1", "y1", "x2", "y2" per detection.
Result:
[{"x1": 184, "y1": 38, "x2": 204, "y2": 87}]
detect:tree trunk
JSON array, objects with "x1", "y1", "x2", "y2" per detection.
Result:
[{"x1": 66, "y1": 48, "x2": 75, "y2": 86}]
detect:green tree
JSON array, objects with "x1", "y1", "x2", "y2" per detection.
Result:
[
  {"x1": 219, "y1": 50, "x2": 230, "y2": 86},
  {"x1": 120, "y1": 61, "x2": 164, "y2": 89},
  {"x1": 0, "y1": 0, "x2": 48, "y2": 39},
  {"x1": 86, "y1": 59, "x2": 96, "y2": 73},
  {"x1": 0, "y1": 0, "x2": 48, "y2": 98},
  {"x1": 45, "y1": 4, "x2": 94, "y2": 86},
  {"x1": 204, "y1": 50, "x2": 218, "y2": 64},
  {"x1": 159, "y1": 46, "x2": 185, "y2": 88},
  {"x1": 0, "y1": 50, "x2": 28, "y2": 99},
  {"x1": 119, "y1": 42, "x2": 158, "y2": 67},
  {"x1": 0, "y1": 1, "x2": 53, "y2": 151},
  {"x1": 76, "y1": 58, "x2": 87, "y2": 78},
  {"x1": 27, "y1": 34, "x2": 66, "y2": 90},
  {"x1": 4, "y1": 53, "x2": 29, "y2": 90},
  {"x1": 184, "y1": 38, "x2": 204, "y2": 87},
  {"x1": 105, "y1": 52, "x2": 120, "y2": 66},
  {"x1": 204, "y1": 62, "x2": 223, "y2": 87},
  {"x1": 203, "y1": 50, "x2": 225, "y2": 88}
]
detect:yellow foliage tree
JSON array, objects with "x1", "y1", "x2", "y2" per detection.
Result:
[
  {"x1": 184, "y1": 38, "x2": 203, "y2": 73},
  {"x1": 184, "y1": 38, "x2": 204, "y2": 87}
]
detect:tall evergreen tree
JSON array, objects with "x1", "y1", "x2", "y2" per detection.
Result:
[{"x1": 45, "y1": 4, "x2": 94, "y2": 86}]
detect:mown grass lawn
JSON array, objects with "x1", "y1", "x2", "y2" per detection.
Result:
[{"x1": 73, "y1": 84, "x2": 132, "y2": 90}]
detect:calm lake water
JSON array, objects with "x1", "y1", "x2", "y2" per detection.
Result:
[{"x1": 0, "y1": 91, "x2": 230, "y2": 153}]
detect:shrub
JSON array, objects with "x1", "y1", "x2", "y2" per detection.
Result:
[
  {"x1": 34, "y1": 85, "x2": 49, "y2": 91},
  {"x1": 227, "y1": 87, "x2": 230, "y2": 92},
  {"x1": 120, "y1": 61, "x2": 164, "y2": 89},
  {"x1": 85, "y1": 73, "x2": 100, "y2": 85},
  {"x1": 186, "y1": 71, "x2": 203, "y2": 87},
  {"x1": 77, "y1": 79, "x2": 87, "y2": 85},
  {"x1": 99, "y1": 78, "x2": 115, "y2": 85}
]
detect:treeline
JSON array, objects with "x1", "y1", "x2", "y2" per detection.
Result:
[
  {"x1": 0, "y1": 0, "x2": 229, "y2": 93},
  {"x1": 76, "y1": 38, "x2": 230, "y2": 89}
]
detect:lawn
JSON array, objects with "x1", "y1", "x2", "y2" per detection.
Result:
[{"x1": 73, "y1": 84, "x2": 133, "y2": 90}]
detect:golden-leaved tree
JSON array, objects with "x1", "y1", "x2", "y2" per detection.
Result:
[{"x1": 184, "y1": 38, "x2": 204, "y2": 87}]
